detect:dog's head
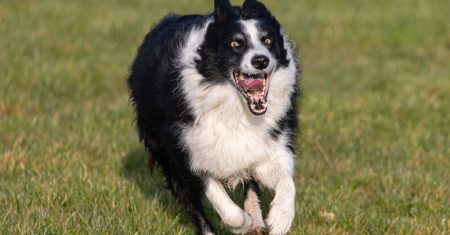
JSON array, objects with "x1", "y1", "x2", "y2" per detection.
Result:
[{"x1": 197, "y1": 0, "x2": 290, "y2": 115}]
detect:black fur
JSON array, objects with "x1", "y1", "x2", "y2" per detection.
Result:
[
  {"x1": 128, "y1": 14, "x2": 214, "y2": 233},
  {"x1": 128, "y1": 0, "x2": 299, "y2": 234}
]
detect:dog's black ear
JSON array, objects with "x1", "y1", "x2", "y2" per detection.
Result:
[
  {"x1": 243, "y1": 0, "x2": 269, "y2": 18},
  {"x1": 214, "y1": 0, "x2": 233, "y2": 22}
]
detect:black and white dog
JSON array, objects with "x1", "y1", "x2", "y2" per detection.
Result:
[{"x1": 128, "y1": 0, "x2": 300, "y2": 234}]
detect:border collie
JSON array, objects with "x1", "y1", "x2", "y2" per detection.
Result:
[{"x1": 128, "y1": 0, "x2": 300, "y2": 234}]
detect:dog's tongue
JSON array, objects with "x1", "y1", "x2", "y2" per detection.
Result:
[{"x1": 238, "y1": 79, "x2": 263, "y2": 90}]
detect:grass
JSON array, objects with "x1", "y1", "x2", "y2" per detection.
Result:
[{"x1": 1, "y1": 0, "x2": 449, "y2": 234}]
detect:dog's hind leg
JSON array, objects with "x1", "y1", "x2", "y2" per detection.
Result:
[
  {"x1": 158, "y1": 137, "x2": 214, "y2": 235},
  {"x1": 205, "y1": 177, "x2": 253, "y2": 234},
  {"x1": 244, "y1": 180, "x2": 267, "y2": 235},
  {"x1": 160, "y1": 147, "x2": 214, "y2": 235},
  {"x1": 166, "y1": 165, "x2": 214, "y2": 235}
]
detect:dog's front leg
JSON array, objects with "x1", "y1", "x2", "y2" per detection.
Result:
[
  {"x1": 255, "y1": 151, "x2": 296, "y2": 235},
  {"x1": 205, "y1": 177, "x2": 253, "y2": 234},
  {"x1": 266, "y1": 176, "x2": 295, "y2": 235}
]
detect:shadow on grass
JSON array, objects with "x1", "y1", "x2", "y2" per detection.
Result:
[{"x1": 121, "y1": 148, "x2": 234, "y2": 234}]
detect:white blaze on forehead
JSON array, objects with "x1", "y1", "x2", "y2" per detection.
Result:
[
  {"x1": 240, "y1": 20, "x2": 262, "y2": 48},
  {"x1": 239, "y1": 20, "x2": 275, "y2": 73}
]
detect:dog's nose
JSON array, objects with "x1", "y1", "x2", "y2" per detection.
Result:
[{"x1": 251, "y1": 55, "x2": 269, "y2": 70}]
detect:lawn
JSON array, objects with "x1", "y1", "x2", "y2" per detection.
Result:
[{"x1": 1, "y1": 0, "x2": 449, "y2": 234}]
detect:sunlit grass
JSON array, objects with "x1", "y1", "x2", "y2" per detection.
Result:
[{"x1": 1, "y1": 0, "x2": 449, "y2": 234}]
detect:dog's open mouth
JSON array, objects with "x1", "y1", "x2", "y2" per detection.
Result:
[{"x1": 233, "y1": 71, "x2": 270, "y2": 115}]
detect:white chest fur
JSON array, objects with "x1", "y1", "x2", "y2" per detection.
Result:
[
  {"x1": 178, "y1": 20, "x2": 297, "y2": 180},
  {"x1": 181, "y1": 85, "x2": 282, "y2": 178}
]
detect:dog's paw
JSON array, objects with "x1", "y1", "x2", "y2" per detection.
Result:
[
  {"x1": 229, "y1": 211, "x2": 253, "y2": 234},
  {"x1": 266, "y1": 201, "x2": 295, "y2": 235},
  {"x1": 246, "y1": 226, "x2": 267, "y2": 235}
]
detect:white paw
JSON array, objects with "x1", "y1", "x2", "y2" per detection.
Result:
[
  {"x1": 266, "y1": 201, "x2": 295, "y2": 235},
  {"x1": 229, "y1": 211, "x2": 253, "y2": 234}
]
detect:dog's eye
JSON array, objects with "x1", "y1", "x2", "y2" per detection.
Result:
[
  {"x1": 230, "y1": 41, "x2": 240, "y2": 48},
  {"x1": 264, "y1": 38, "x2": 272, "y2": 45}
]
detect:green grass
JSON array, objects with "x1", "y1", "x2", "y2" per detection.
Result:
[{"x1": 1, "y1": 0, "x2": 449, "y2": 234}]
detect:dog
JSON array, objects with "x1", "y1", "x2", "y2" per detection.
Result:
[{"x1": 128, "y1": 0, "x2": 300, "y2": 234}]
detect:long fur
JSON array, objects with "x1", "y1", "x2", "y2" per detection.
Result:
[{"x1": 128, "y1": 1, "x2": 300, "y2": 234}]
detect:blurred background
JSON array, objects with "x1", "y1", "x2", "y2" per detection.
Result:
[{"x1": 0, "y1": 0, "x2": 449, "y2": 234}]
